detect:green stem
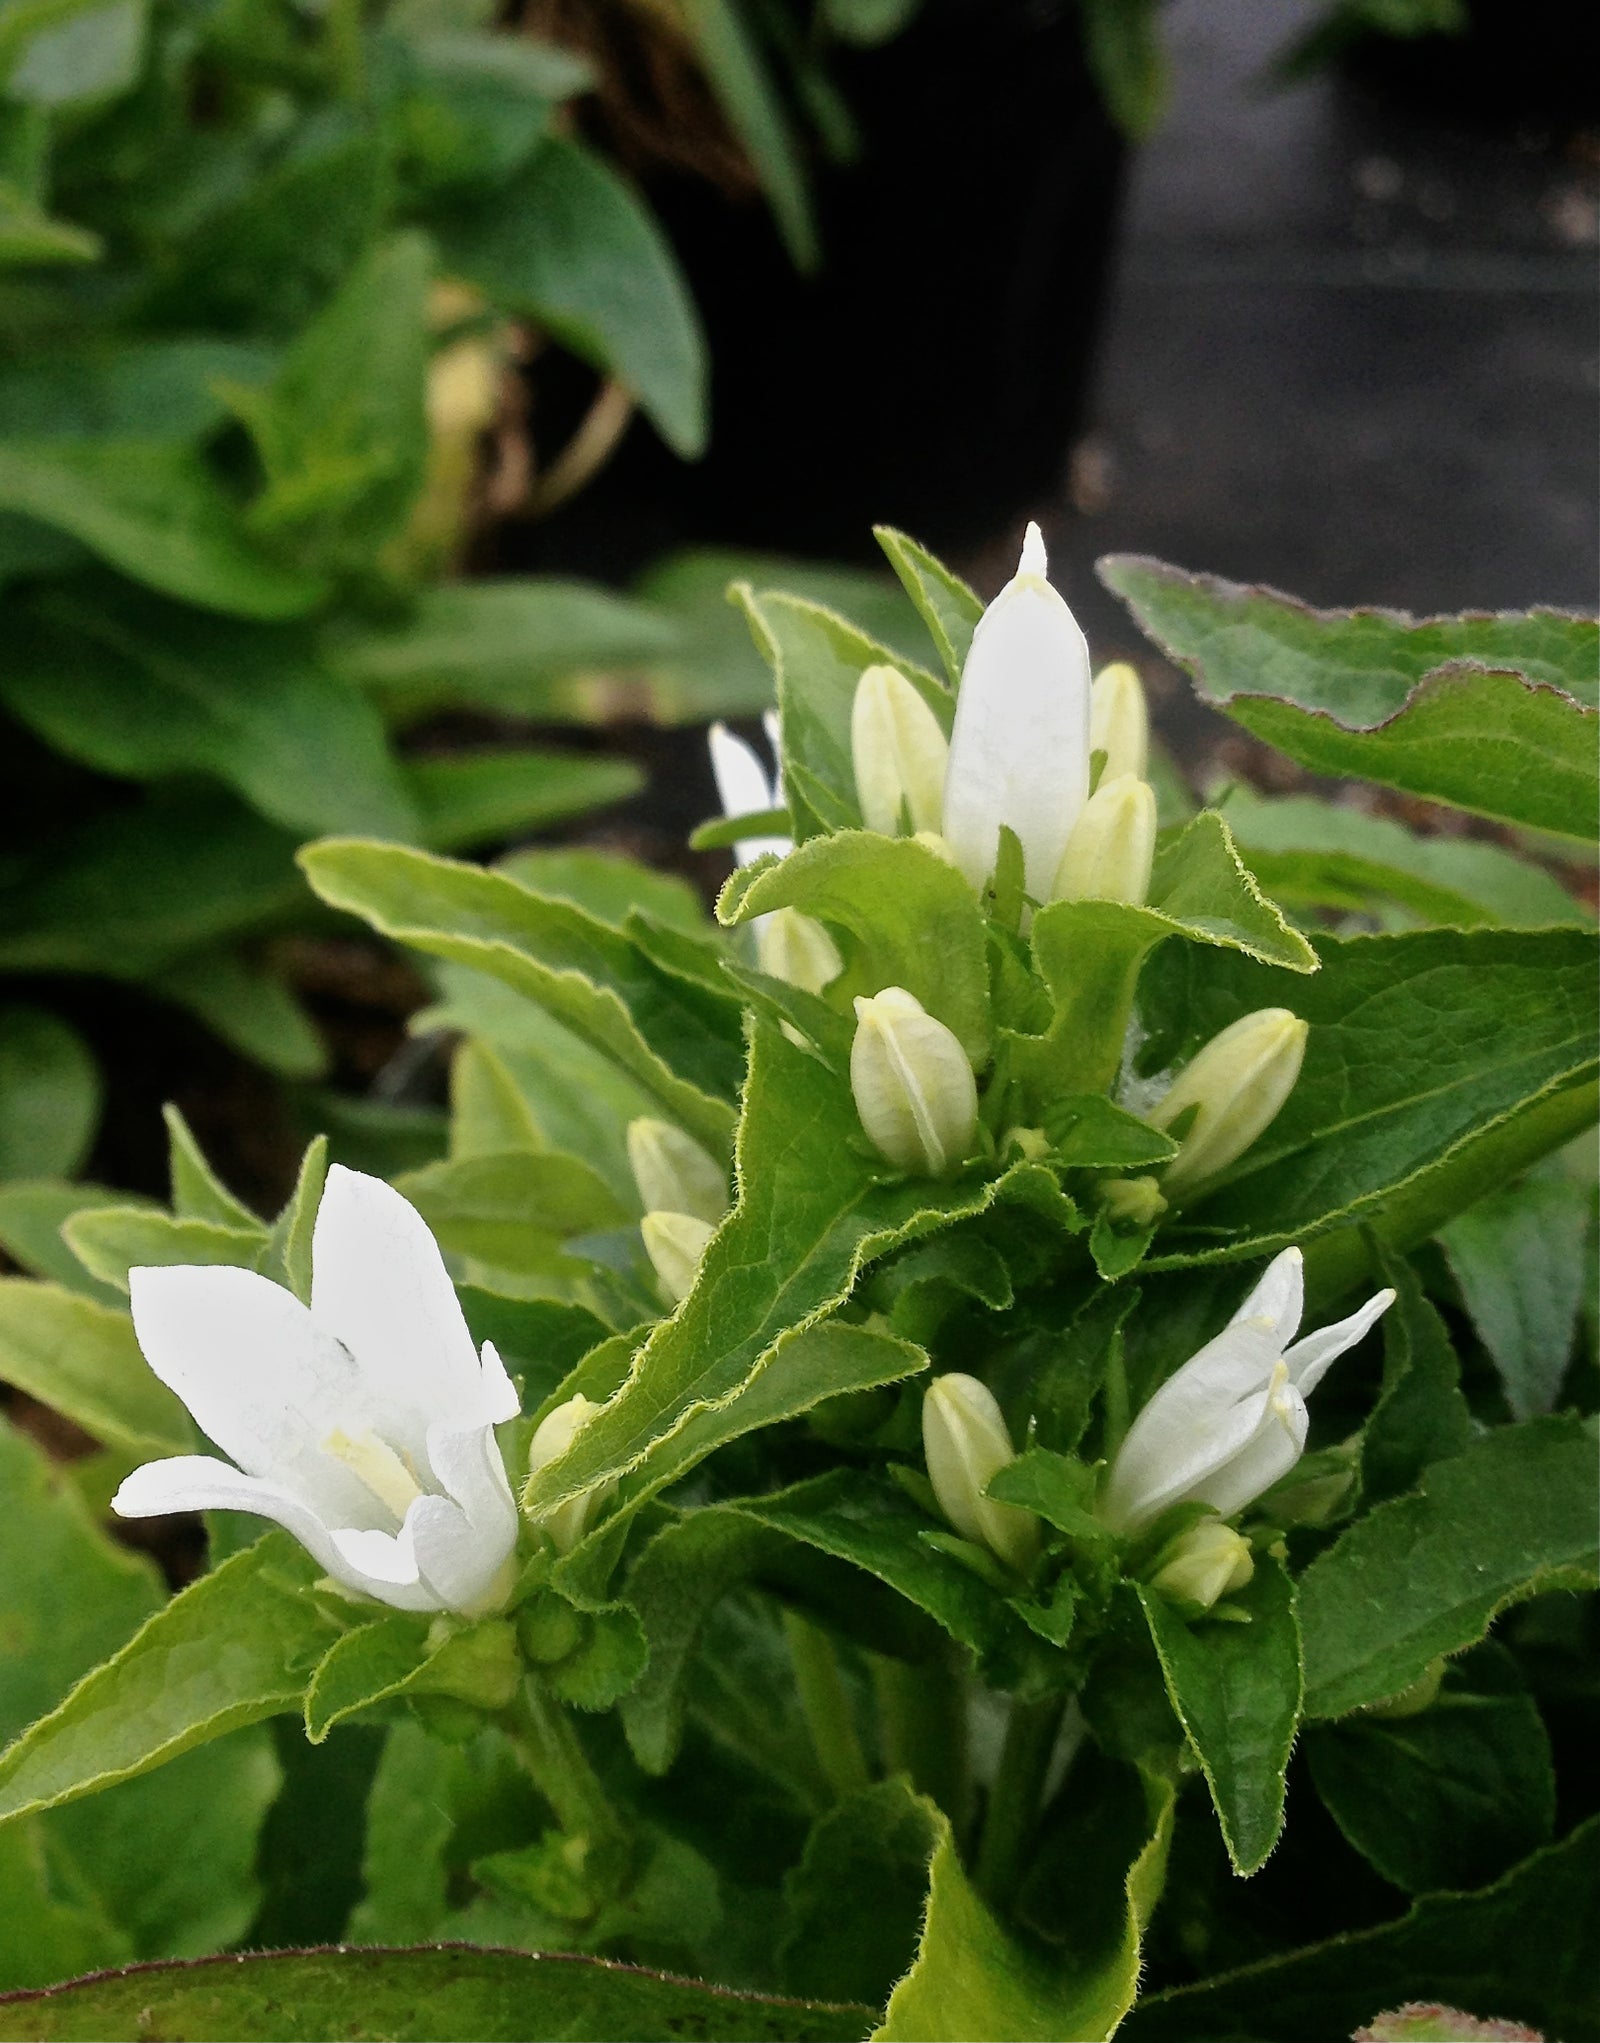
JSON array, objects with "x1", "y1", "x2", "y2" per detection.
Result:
[
  {"x1": 974, "y1": 1694, "x2": 1065, "y2": 1915},
  {"x1": 784, "y1": 1608, "x2": 871, "y2": 1801},
  {"x1": 503, "y1": 1676, "x2": 621, "y2": 1844},
  {"x1": 872, "y1": 1651, "x2": 969, "y2": 1830}
]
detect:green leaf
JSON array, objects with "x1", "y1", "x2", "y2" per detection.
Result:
[
  {"x1": 0, "y1": 444, "x2": 327, "y2": 619},
  {"x1": 0, "y1": 1532, "x2": 332, "y2": 1826},
  {"x1": 0, "y1": 341, "x2": 275, "y2": 444},
  {"x1": 1218, "y1": 787, "x2": 1591, "y2": 929},
  {"x1": 1, "y1": 593, "x2": 418, "y2": 840},
  {"x1": 1140, "y1": 926, "x2": 1599, "y2": 1271},
  {"x1": 1439, "y1": 1172, "x2": 1594, "y2": 1419},
  {"x1": 733, "y1": 586, "x2": 946, "y2": 841},
  {"x1": 496, "y1": 848, "x2": 709, "y2": 938},
  {"x1": 1079, "y1": 0, "x2": 1168, "y2": 136},
  {"x1": 675, "y1": 0, "x2": 816, "y2": 269},
  {"x1": 1305, "y1": 1644, "x2": 1554, "y2": 1895},
  {"x1": 1358, "y1": 1245, "x2": 1474, "y2": 1507},
  {"x1": 264, "y1": 1137, "x2": 329, "y2": 1306},
  {"x1": 873, "y1": 525, "x2": 982, "y2": 688},
  {"x1": 393, "y1": 1148, "x2": 625, "y2": 1277},
  {"x1": 1120, "y1": 1817, "x2": 1598, "y2": 2043},
  {"x1": 161, "y1": 1105, "x2": 260, "y2": 1230},
  {"x1": 442, "y1": 135, "x2": 707, "y2": 458},
  {"x1": 875, "y1": 1778, "x2": 1173, "y2": 2042},
  {"x1": 300, "y1": 839, "x2": 741, "y2": 1156},
  {"x1": 0, "y1": 0, "x2": 145, "y2": 106},
  {"x1": 0, "y1": 183, "x2": 98, "y2": 265},
  {"x1": 0, "y1": 789, "x2": 302, "y2": 981},
  {"x1": 1299, "y1": 1416, "x2": 1600, "y2": 1720},
  {"x1": 0, "y1": 1945, "x2": 875, "y2": 2041},
  {"x1": 0, "y1": 1182, "x2": 154, "y2": 1304},
  {"x1": 62, "y1": 1208, "x2": 267, "y2": 1296},
  {"x1": 0, "y1": 1006, "x2": 99, "y2": 1179},
  {"x1": 409, "y1": 750, "x2": 643, "y2": 851},
  {"x1": 0, "y1": 1280, "x2": 192, "y2": 1455},
  {"x1": 302, "y1": 1613, "x2": 519, "y2": 1743},
  {"x1": 1101, "y1": 556, "x2": 1598, "y2": 840},
  {"x1": 224, "y1": 232, "x2": 431, "y2": 572},
  {"x1": 326, "y1": 577, "x2": 678, "y2": 722},
  {"x1": 719, "y1": 832, "x2": 991, "y2": 1063},
  {"x1": 0, "y1": 1821, "x2": 125, "y2": 1994},
  {"x1": 1043, "y1": 1095, "x2": 1177, "y2": 1172},
  {"x1": 1136, "y1": 1551, "x2": 1301, "y2": 1875},
  {"x1": 152, "y1": 947, "x2": 328, "y2": 1080}
]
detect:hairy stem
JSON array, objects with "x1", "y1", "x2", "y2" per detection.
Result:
[
  {"x1": 873, "y1": 1651, "x2": 969, "y2": 1831},
  {"x1": 504, "y1": 1676, "x2": 622, "y2": 1844},
  {"x1": 974, "y1": 1694, "x2": 1066, "y2": 1915}
]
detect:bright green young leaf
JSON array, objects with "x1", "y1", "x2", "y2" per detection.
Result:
[
  {"x1": 302, "y1": 1613, "x2": 519, "y2": 1744},
  {"x1": 1121, "y1": 1816, "x2": 1598, "y2": 2043},
  {"x1": 874, "y1": 525, "x2": 982, "y2": 688},
  {"x1": 1141, "y1": 926, "x2": 1599, "y2": 1270},
  {"x1": 264, "y1": 1136, "x2": 329, "y2": 1306},
  {"x1": 0, "y1": 1182, "x2": 154, "y2": 1305},
  {"x1": 1300, "y1": 1415, "x2": 1599, "y2": 1720},
  {"x1": 326, "y1": 576, "x2": 679, "y2": 722},
  {"x1": 63, "y1": 1208, "x2": 267, "y2": 1296},
  {"x1": 497, "y1": 847, "x2": 709, "y2": 937},
  {"x1": 1439, "y1": 1171, "x2": 1594, "y2": 1419},
  {"x1": 0, "y1": 789, "x2": 302, "y2": 981},
  {"x1": 0, "y1": 595, "x2": 419, "y2": 840},
  {"x1": 0, "y1": 186, "x2": 99, "y2": 265},
  {"x1": 300, "y1": 840, "x2": 741, "y2": 1156},
  {"x1": 1137, "y1": 1551, "x2": 1301, "y2": 1874},
  {"x1": 0, "y1": 1532, "x2": 332, "y2": 1826},
  {"x1": 1101, "y1": 556, "x2": 1598, "y2": 840},
  {"x1": 161, "y1": 1105, "x2": 261, "y2": 1231},
  {"x1": 0, "y1": 443, "x2": 327, "y2": 619},
  {"x1": 1305, "y1": 1644, "x2": 1554, "y2": 1895},
  {"x1": 0, "y1": 1944, "x2": 875, "y2": 2041},
  {"x1": 394, "y1": 1148, "x2": 625, "y2": 1276},
  {"x1": 875, "y1": 1776, "x2": 1173, "y2": 2042},
  {"x1": 719, "y1": 832, "x2": 991, "y2": 1062},
  {"x1": 0, "y1": 1005, "x2": 99, "y2": 1179},
  {"x1": 408, "y1": 750, "x2": 643, "y2": 852},
  {"x1": 0, "y1": 1280, "x2": 191, "y2": 1455},
  {"x1": 441, "y1": 135, "x2": 707, "y2": 458},
  {"x1": 1218, "y1": 787, "x2": 1591, "y2": 929}
]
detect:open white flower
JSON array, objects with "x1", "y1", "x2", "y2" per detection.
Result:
[
  {"x1": 1099, "y1": 1248, "x2": 1395, "y2": 1535},
  {"x1": 113, "y1": 1165, "x2": 521, "y2": 1616},
  {"x1": 709, "y1": 710, "x2": 792, "y2": 866},
  {"x1": 941, "y1": 522, "x2": 1092, "y2": 901}
]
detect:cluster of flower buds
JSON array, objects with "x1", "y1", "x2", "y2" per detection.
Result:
[
  {"x1": 849, "y1": 987, "x2": 978, "y2": 1178},
  {"x1": 629, "y1": 1117, "x2": 729, "y2": 1305}
]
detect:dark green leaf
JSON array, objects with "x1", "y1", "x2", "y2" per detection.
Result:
[
  {"x1": 409, "y1": 750, "x2": 643, "y2": 851},
  {"x1": 1440, "y1": 1172, "x2": 1594, "y2": 1419},
  {"x1": 0, "y1": 1006, "x2": 98, "y2": 1180},
  {"x1": 781, "y1": 1778, "x2": 944, "y2": 2006},
  {"x1": 0, "y1": 1182, "x2": 153, "y2": 1305},
  {"x1": 676, "y1": 0, "x2": 817, "y2": 268},
  {"x1": 1359, "y1": 1245, "x2": 1473, "y2": 1507},
  {"x1": 153, "y1": 947, "x2": 328, "y2": 1080}
]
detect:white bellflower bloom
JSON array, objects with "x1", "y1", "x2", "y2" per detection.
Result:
[
  {"x1": 1100, "y1": 1248, "x2": 1394, "y2": 1535},
  {"x1": 113, "y1": 1166, "x2": 521, "y2": 1615},
  {"x1": 942, "y1": 523, "x2": 1091, "y2": 900}
]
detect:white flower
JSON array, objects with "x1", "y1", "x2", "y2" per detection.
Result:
[
  {"x1": 922, "y1": 1373, "x2": 1039, "y2": 1573},
  {"x1": 941, "y1": 522, "x2": 1092, "y2": 901},
  {"x1": 1147, "y1": 1008, "x2": 1309, "y2": 1200},
  {"x1": 709, "y1": 710, "x2": 791, "y2": 866},
  {"x1": 1099, "y1": 1247, "x2": 1395, "y2": 1535},
  {"x1": 112, "y1": 1166, "x2": 521, "y2": 1616}
]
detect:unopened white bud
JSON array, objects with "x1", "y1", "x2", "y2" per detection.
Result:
[
  {"x1": 641, "y1": 1210, "x2": 716, "y2": 1304},
  {"x1": 851, "y1": 664, "x2": 949, "y2": 837},
  {"x1": 755, "y1": 906, "x2": 844, "y2": 994},
  {"x1": 527, "y1": 1394, "x2": 616, "y2": 1553},
  {"x1": 626, "y1": 1119, "x2": 727, "y2": 1227},
  {"x1": 1100, "y1": 1176, "x2": 1168, "y2": 1229},
  {"x1": 1090, "y1": 663, "x2": 1149, "y2": 784},
  {"x1": 849, "y1": 987, "x2": 978, "y2": 1178},
  {"x1": 921, "y1": 1373, "x2": 1040, "y2": 1574},
  {"x1": 1148, "y1": 1008, "x2": 1308, "y2": 1199},
  {"x1": 1148, "y1": 1517, "x2": 1255, "y2": 1614},
  {"x1": 1050, "y1": 774, "x2": 1157, "y2": 906}
]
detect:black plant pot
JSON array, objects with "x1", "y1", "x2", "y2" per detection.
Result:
[{"x1": 530, "y1": 0, "x2": 1126, "y2": 570}]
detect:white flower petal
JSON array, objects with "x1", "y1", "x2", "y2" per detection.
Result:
[
  {"x1": 325, "y1": 1521, "x2": 439, "y2": 1610},
  {"x1": 1228, "y1": 1247, "x2": 1304, "y2": 1350},
  {"x1": 407, "y1": 1493, "x2": 512, "y2": 1613},
  {"x1": 113, "y1": 1453, "x2": 344, "y2": 1579},
  {"x1": 310, "y1": 1167, "x2": 486, "y2": 1452},
  {"x1": 709, "y1": 723, "x2": 789, "y2": 865},
  {"x1": 1188, "y1": 1384, "x2": 1308, "y2": 1519},
  {"x1": 1284, "y1": 1286, "x2": 1397, "y2": 1395},
  {"x1": 1106, "y1": 1318, "x2": 1282, "y2": 1511},
  {"x1": 1101, "y1": 1356, "x2": 1282, "y2": 1534},
  {"x1": 477, "y1": 1340, "x2": 521, "y2": 1425},
  {"x1": 128, "y1": 1264, "x2": 377, "y2": 1523},
  {"x1": 427, "y1": 1419, "x2": 518, "y2": 1552}
]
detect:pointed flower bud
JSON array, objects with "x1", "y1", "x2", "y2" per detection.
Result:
[
  {"x1": 641, "y1": 1209, "x2": 716, "y2": 1305},
  {"x1": 626, "y1": 1118, "x2": 728, "y2": 1227},
  {"x1": 851, "y1": 663, "x2": 949, "y2": 837},
  {"x1": 921, "y1": 1372, "x2": 1040, "y2": 1573},
  {"x1": 1148, "y1": 1008, "x2": 1309, "y2": 1199},
  {"x1": 1051, "y1": 773, "x2": 1157, "y2": 906},
  {"x1": 850, "y1": 987, "x2": 978, "y2": 1177},
  {"x1": 1101, "y1": 1247, "x2": 1395, "y2": 1534},
  {"x1": 527, "y1": 1393, "x2": 616, "y2": 1553},
  {"x1": 1090, "y1": 662, "x2": 1149, "y2": 784},
  {"x1": 755, "y1": 905, "x2": 844, "y2": 994},
  {"x1": 942, "y1": 522, "x2": 1091, "y2": 901},
  {"x1": 1148, "y1": 1516, "x2": 1255, "y2": 1614}
]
